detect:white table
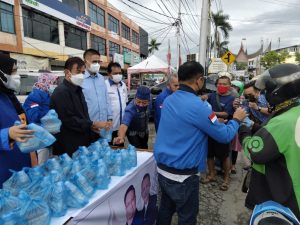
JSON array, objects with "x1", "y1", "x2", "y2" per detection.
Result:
[{"x1": 51, "y1": 151, "x2": 154, "y2": 225}]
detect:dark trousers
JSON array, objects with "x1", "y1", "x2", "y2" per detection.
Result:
[
  {"x1": 157, "y1": 174, "x2": 199, "y2": 225},
  {"x1": 231, "y1": 150, "x2": 238, "y2": 165}
]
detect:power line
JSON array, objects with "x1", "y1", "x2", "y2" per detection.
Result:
[
  {"x1": 123, "y1": 0, "x2": 176, "y2": 19},
  {"x1": 182, "y1": 0, "x2": 199, "y2": 29},
  {"x1": 159, "y1": 0, "x2": 177, "y2": 19},
  {"x1": 155, "y1": 0, "x2": 174, "y2": 24}
]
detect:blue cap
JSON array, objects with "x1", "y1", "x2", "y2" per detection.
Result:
[{"x1": 135, "y1": 86, "x2": 151, "y2": 100}]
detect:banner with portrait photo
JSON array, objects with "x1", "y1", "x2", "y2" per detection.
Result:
[{"x1": 70, "y1": 156, "x2": 158, "y2": 225}]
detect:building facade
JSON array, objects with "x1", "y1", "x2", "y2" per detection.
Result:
[{"x1": 0, "y1": 0, "x2": 148, "y2": 71}]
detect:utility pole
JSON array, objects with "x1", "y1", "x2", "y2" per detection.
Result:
[
  {"x1": 176, "y1": 0, "x2": 182, "y2": 69},
  {"x1": 199, "y1": 0, "x2": 210, "y2": 69}
]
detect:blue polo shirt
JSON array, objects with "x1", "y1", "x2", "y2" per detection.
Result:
[
  {"x1": 246, "y1": 94, "x2": 269, "y2": 124},
  {"x1": 154, "y1": 88, "x2": 172, "y2": 132},
  {"x1": 208, "y1": 92, "x2": 235, "y2": 116},
  {"x1": 154, "y1": 85, "x2": 239, "y2": 172}
]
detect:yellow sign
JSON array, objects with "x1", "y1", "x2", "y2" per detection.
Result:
[{"x1": 221, "y1": 51, "x2": 236, "y2": 65}]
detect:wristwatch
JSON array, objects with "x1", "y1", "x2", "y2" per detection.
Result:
[{"x1": 257, "y1": 106, "x2": 262, "y2": 112}]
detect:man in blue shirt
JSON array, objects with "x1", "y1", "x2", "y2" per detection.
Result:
[
  {"x1": 82, "y1": 49, "x2": 113, "y2": 134},
  {"x1": 154, "y1": 61, "x2": 247, "y2": 225},
  {"x1": 205, "y1": 76, "x2": 235, "y2": 191},
  {"x1": 113, "y1": 86, "x2": 151, "y2": 149},
  {"x1": 243, "y1": 80, "x2": 270, "y2": 124},
  {"x1": 154, "y1": 74, "x2": 179, "y2": 132}
]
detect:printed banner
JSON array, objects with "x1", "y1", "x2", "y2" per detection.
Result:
[{"x1": 70, "y1": 156, "x2": 158, "y2": 225}]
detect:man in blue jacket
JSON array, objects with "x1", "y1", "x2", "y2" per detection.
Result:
[
  {"x1": 154, "y1": 74, "x2": 179, "y2": 132},
  {"x1": 154, "y1": 61, "x2": 247, "y2": 225}
]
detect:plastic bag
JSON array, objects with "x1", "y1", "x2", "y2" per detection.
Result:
[
  {"x1": 24, "y1": 166, "x2": 45, "y2": 182},
  {"x1": 88, "y1": 141, "x2": 102, "y2": 153},
  {"x1": 72, "y1": 146, "x2": 90, "y2": 159},
  {"x1": 95, "y1": 159, "x2": 111, "y2": 190},
  {"x1": 45, "y1": 158, "x2": 61, "y2": 172},
  {"x1": 0, "y1": 190, "x2": 21, "y2": 217},
  {"x1": 15, "y1": 121, "x2": 56, "y2": 153},
  {"x1": 0, "y1": 211, "x2": 22, "y2": 225},
  {"x1": 39, "y1": 179, "x2": 67, "y2": 217},
  {"x1": 128, "y1": 145, "x2": 137, "y2": 168},
  {"x1": 18, "y1": 191, "x2": 50, "y2": 225},
  {"x1": 89, "y1": 150, "x2": 101, "y2": 162},
  {"x1": 3, "y1": 169, "x2": 31, "y2": 196},
  {"x1": 120, "y1": 149, "x2": 130, "y2": 170},
  {"x1": 72, "y1": 172, "x2": 95, "y2": 197},
  {"x1": 100, "y1": 129, "x2": 112, "y2": 142},
  {"x1": 40, "y1": 109, "x2": 62, "y2": 134},
  {"x1": 59, "y1": 153, "x2": 73, "y2": 176},
  {"x1": 110, "y1": 151, "x2": 125, "y2": 176},
  {"x1": 64, "y1": 181, "x2": 88, "y2": 208},
  {"x1": 68, "y1": 160, "x2": 82, "y2": 178},
  {"x1": 81, "y1": 165, "x2": 97, "y2": 187},
  {"x1": 241, "y1": 116, "x2": 254, "y2": 127}
]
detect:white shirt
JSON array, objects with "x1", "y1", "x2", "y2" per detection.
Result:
[
  {"x1": 157, "y1": 167, "x2": 200, "y2": 183},
  {"x1": 105, "y1": 79, "x2": 128, "y2": 131}
]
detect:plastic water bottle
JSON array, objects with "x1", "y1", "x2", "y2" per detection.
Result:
[
  {"x1": 72, "y1": 146, "x2": 90, "y2": 159},
  {"x1": 45, "y1": 158, "x2": 61, "y2": 172},
  {"x1": 3, "y1": 170, "x2": 31, "y2": 196},
  {"x1": 40, "y1": 109, "x2": 62, "y2": 134},
  {"x1": 120, "y1": 149, "x2": 130, "y2": 170},
  {"x1": 128, "y1": 145, "x2": 137, "y2": 168},
  {"x1": 81, "y1": 166, "x2": 97, "y2": 187},
  {"x1": 69, "y1": 160, "x2": 82, "y2": 178},
  {"x1": 95, "y1": 159, "x2": 111, "y2": 190},
  {"x1": 59, "y1": 153, "x2": 73, "y2": 177},
  {"x1": 111, "y1": 151, "x2": 125, "y2": 176},
  {"x1": 0, "y1": 190, "x2": 20, "y2": 217},
  {"x1": 46, "y1": 181, "x2": 67, "y2": 217},
  {"x1": 64, "y1": 181, "x2": 88, "y2": 208},
  {"x1": 72, "y1": 172, "x2": 95, "y2": 197}
]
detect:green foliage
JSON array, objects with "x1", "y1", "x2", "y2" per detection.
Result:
[
  {"x1": 295, "y1": 52, "x2": 300, "y2": 62},
  {"x1": 148, "y1": 39, "x2": 161, "y2": 55},
  {"x1": 260, "y1": 50, "x2": 290, "y2": 69},
  {"x1": 235, "y1": 62, "x2": 248, "y2": 70}
]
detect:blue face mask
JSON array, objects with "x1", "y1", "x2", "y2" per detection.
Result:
[{"x1": 48, "y1": 85, "x2": 57, "y2": 95}]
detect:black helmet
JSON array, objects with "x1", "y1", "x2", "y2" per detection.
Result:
[{"x1": 255, "y1": 64, "x2": 300, "y2": 107}]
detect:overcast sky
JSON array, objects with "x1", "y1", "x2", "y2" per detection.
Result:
[{"x1": 108, "y1": 0, "x2": 300, "y2": 66}]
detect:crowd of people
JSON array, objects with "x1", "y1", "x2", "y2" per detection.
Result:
[{"x1": 0, "y1": 51, "x2": 300, "y2": 225}]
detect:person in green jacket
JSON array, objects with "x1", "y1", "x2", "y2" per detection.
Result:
[{"x1": 239, "y1": 63, "x2": 300, "y2": 220}]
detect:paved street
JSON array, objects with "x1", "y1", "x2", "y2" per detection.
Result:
[{"x1": 148, "y1": 122, "x2": 252, "y2": 225}]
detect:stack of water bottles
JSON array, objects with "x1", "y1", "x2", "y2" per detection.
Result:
[{"x1": 0, "y1": 138, "x2": 137, "y2": 225}]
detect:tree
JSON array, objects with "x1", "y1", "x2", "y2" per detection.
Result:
[
  {"x1": 219, "y1": 41, "x2": 229, "y2": 57},
  {"x1": 295, "y1": 52, "x2": 300, "y2": 63},
  {"x1": 260, "y1": 50, "x2": 290, "y2": 69},
  {"x1": 148, "y1": 39, "x2": 161, "y2": 55},
  {"x1": 212, "y1": 11, "x2": 233, "y2": 57}
]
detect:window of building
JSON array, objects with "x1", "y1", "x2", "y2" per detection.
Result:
[
  {"x1": 123, "y1": 47, "x2": 130, "y2": 53},
  {"x1": 91, "y1": 34, "x2": 106, "y2": 56},
  {"x1": 22, "y1": 8, "x2": 59, "y2": 44},
  {"x1": 62, "y1": 0, "x2": 85, "y2": 14},
  {"x1": 64, "y1": 24, "x2": 87, "y2": 50},
  {"x1": 0, "y1": 2, "x2": 14, "y2": 33},
  {"x1": 108, "y1": 14, "x2": 119, "y2": 35},
  {"x1": 89, "y1": 2, "x2": 105, "y2": 28},
  {"x1": 122, "y1": 23, "x2": 130, "y2": 40},
  {"x1": 109, "y1": 41, "x2": 120, "y2": 57},
  {"x1": 132, "y1": 30, "x2": 139, "y2": 45}
]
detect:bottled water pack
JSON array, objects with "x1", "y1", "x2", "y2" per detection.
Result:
[{"x1": 40, "y1": 109, "x2": 62, "y2": 134}]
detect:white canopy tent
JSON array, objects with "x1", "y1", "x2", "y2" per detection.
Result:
[{"x1": 127, "y1": 55, "x2": 175, "y2": 90}]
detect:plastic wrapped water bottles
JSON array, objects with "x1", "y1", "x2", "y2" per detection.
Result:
[
  {"x1": 40, "y1": 109, "x2": 62, "y2": 134},
  {"x1": 120, "y1": 149, "x2": 130, "y2": 170},
  {"x1": 0, "y1": 211, "x2": 22, "y2": 225},
  {"x1": 72, "y1": 172, "x2": 95, "y2": 197},
  {"x1": 64, "y1": 181, "x2": 88, "y2": 208},
  {"x1": 3, "y1": 169, "x2": 31, "y2": 196},
  {"x1": 18, "y1": 191, "x2": 50, "y2": 225},
  {"x1": 72, "y1": 146, "x2": 90, "y2": 159},
  {"x1": 128, "y1": 145, "x2": 137, "y2": 168},
  {"x1": 100, "y1": 129, "x2": 112, "y2": 142},
  {"x1": 68, "y1": 160, "x2": 82, "y2": 178},
  {"x1": 15, "y1": 121, "x2": 56, "y2": 153},
  {"x1": 95, "y1": 159, "x2": 111, "y2": 190},
  {"x1": 59, "y1": 153, "x2": 73, "y2": 176},
  {"x1": 80, "y1": 165, "x2": 97, "y2": 187},
  {"x1": 0, "y1": 190, "x2": 21, "y2": 217},
  {"x1": 110, "y1": 151, "x2": 125, "y2": 176},
  {"x1": 40, "y1": 180, "x2": 67, "y2": 217},
  {"x1": 45, "y1": 158, "x2": 61, "y2": 172},
  {"x1": 89, "y1": 150, "x2": 101, "y2": 162},
  {"x1": 242, "y1": 116, "x2": 254, "y2": 127},
  {"x1": 24, "y1": 166, "x2": 45, "y2": 182}
]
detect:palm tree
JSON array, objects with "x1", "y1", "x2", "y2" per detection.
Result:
[
  {"x1": 148, "y1": 38, "x2": 161, "y2": 55},
  {"x1": 212, "y1": 11, "x2": 233, "y2": 57},
  {"x1": 219, "y1": 41, "x2": 229, "y2": 57}
]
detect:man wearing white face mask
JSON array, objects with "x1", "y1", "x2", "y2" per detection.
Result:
[
  {"x1": 82, "y1": 49, "x2": 113, "y2": 135},
  {"x1": 50, "y1": 57, "x2": 104, "y2": 156},
  {"x1": 105, "y1": 62, "x2": 128, "y2": 146}
]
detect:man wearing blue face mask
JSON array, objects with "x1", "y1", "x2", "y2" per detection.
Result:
[
  {"x1": 113, "y1": 86, "x2": 151, "y2": 149},
  {"x1": 82, "y1": 49, "x2": 113, "y2": 136}
]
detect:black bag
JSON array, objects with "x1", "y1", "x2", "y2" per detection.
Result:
[{"x1": 242, "y1": 168, "x2": 252, "y2": 193}]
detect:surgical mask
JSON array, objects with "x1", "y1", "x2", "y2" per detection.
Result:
[
  {"x1": 0, "y1": 70, "x2": 21, "y2": 92},
  {"x1": 48, "y1": 84, "x2": 57, "y2": 95},
  {"x1": 112, "y1": 74, "x2": 123, "y2": 83},
  {"x1": 89, "y1": 63, "x2": 100, "y2": 74},
  {"x1": 70, "y1": 73, "x2": 84, "y2": 86},
  {"x1": 217, "y1": 85, "x2": 230, "y2": 95}
]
